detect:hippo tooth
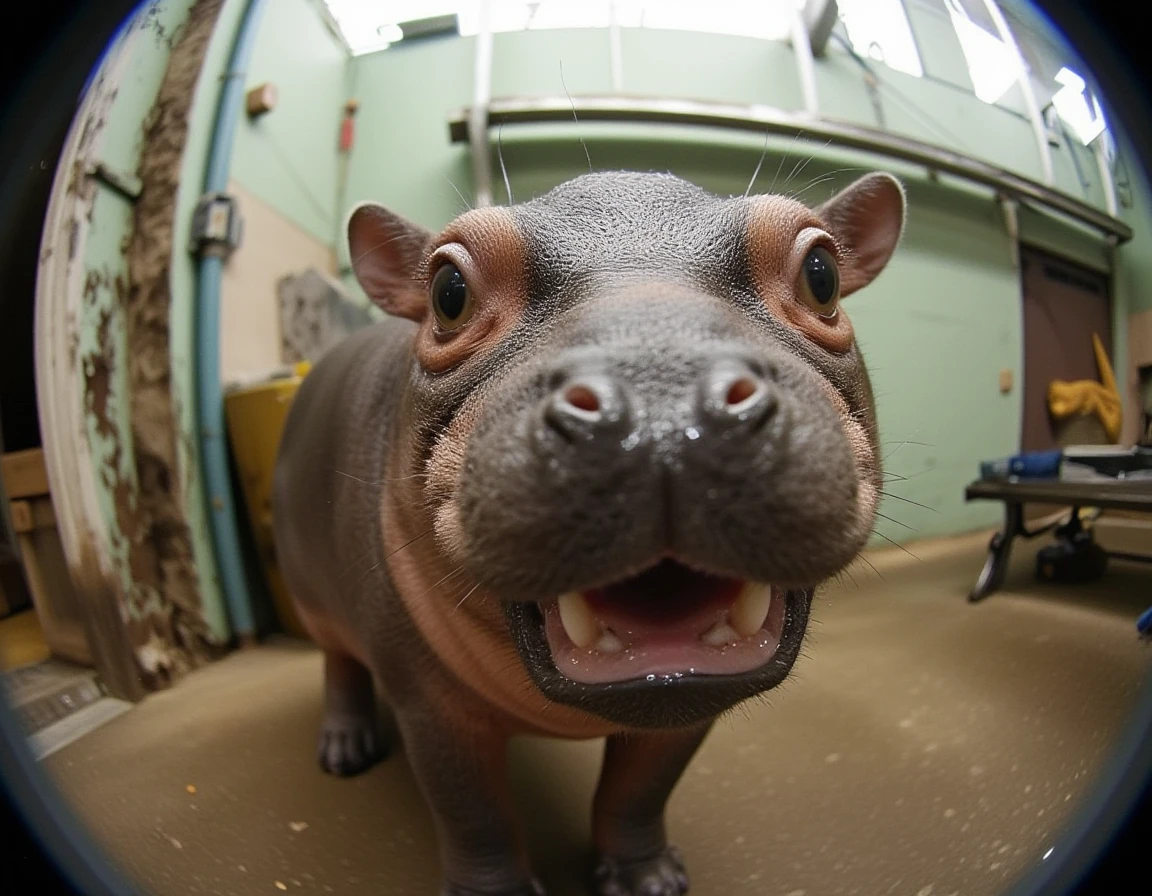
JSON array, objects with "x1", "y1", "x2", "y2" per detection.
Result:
[
  {"x1": 558, "y1": 592, "x2": 600, "y2": 649},
  {"x1": 595, "y1": 629, "x2": 624, "y2": 654},
  {"x1": 700, "y1": 619, "x2": 740, "y2": 646},
  {"x1": 731, "y1": 585, "x2": 773, "y2": 638}
]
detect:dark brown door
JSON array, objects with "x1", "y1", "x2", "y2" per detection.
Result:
[{"x1": 1020, "y1": 246, "x2": 1113, "y2": 452}]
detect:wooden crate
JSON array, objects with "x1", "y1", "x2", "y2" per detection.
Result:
[{"x1": 2, "y1": 449, "x2": 91, "y2": 666}]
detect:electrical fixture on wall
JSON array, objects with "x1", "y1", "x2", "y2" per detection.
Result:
[
  {"x1": 396, "y1": 14, "x2": 459, "y2": 41},
  {"x1": 1042, "y1": 105, "x2": 1063, "y2": 148},
  {"x1": 245, "y1": 83, "x2": 277, "y2": 119},
  {"x1": 374, "y1": 14, "x2": 459, "y2": 48}
]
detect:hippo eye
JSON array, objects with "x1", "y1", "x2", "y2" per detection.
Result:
[
  {"x1": 430, "y1": 263, "x2": 474, "y2": 330},
  {"x1": 799, "y1": 246, "x2": 840, "y2": 316}
]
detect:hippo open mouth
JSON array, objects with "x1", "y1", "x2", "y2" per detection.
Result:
[
  {"x1": 539, "y1": 560, "x2": 787, "y2": 685},
  {"x1": 504, "y1": 560, "x2": 812, "y2": 727}
]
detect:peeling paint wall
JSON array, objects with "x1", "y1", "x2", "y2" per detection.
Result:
[
  {"x1": 39, "y1": 0, "x2": 234, "y2": 696},
  {"x1": 121, "y1": 0, "x2": 229, "y2": 684}
]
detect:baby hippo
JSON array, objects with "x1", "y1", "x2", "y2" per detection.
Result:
[{"x1": 272, "y1": 168, "x2": 905, "y2": 895}]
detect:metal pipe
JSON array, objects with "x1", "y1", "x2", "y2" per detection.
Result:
[
  {"x1": 999, "y1": 194, "x2": 1020, "y2": 269},
  {"x1": 469, "y1": 0, "x2": 494, "y2": 207},
  {"x1": 982, "y1": 0, "x2": 1055, "y2": 187},
  {"x1": 789, "y1": 7, "x2": 819, "y2": 116},
  {"x1": 1095, "y1": 132, "x2": 1118, "y2": 217},
  {"x1": 608, "y1": 0, "x2": 623, "y2": 92},
  {"x1": 194, "y1": 0, "x2": 269, "y2": 642},
  {"x1": 447, "y1": 95, "x2": 1131, "y2": 242}
]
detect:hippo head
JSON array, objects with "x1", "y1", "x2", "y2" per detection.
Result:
[{"x1": 348, "y1": 170, "x2": 904, "y2": 727}]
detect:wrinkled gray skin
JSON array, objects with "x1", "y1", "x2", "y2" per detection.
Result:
[{"x1": 273, "y1": 171, "x2": 903, "y2": 896}]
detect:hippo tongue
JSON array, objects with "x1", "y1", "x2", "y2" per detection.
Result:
[
  {"x1": 585, "y1": 562, "x2": 742, "y2": 643},
  {"x1": 542, "y1": 561, "x2": 785, "y2": 685}
]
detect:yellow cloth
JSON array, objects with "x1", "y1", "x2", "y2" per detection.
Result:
[{"x1": 1046, "y1": 333, "x2": 1122, "y2": 443}]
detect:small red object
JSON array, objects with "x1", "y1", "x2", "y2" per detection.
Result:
[{"x1": 339, "y1": 99, "x2": 360, "y2": 153}]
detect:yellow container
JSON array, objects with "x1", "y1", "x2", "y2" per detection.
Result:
[{"x1": 224, "y1": 363, "x2": 311, "y2": 638}]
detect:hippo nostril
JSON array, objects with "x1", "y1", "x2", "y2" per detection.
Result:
[
  {"x1": 540, "y1": 374, "x2": 630, "y2": 446},
  {"x1": 563, "y1": 384, "x2": 602, "y2": 415},
  {"x1": 700, "y1": 362, "x2": 779, "y2": 430},
  {"x1": 725, "y1": 377, "x2": 759, "y2": 408}
]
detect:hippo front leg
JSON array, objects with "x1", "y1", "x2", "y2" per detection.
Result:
[
  {"x1": 591, "y1": 723, "x2": 712, "y2": 896},
  {"x1": 317, "y1": 650, "x2": 387, "y2": 776},
  {"x1": 397, "y1": 709, "x2": 544, "y2": 896}
]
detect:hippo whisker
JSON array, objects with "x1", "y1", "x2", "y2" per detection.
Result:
[
  {"x1": 870, "y1": 529, "x2": 922, "y2": 561},
  {"x1": 334, "y1": 469, "x2": 378, "y2": 485},
  {"x1": 415, "y1": 564, "x2": 467, "y2": 603},
  {"x1": 559, "y1": 60, "x2": 592, "y2": 173},
  {"x1": 743, "y1": 128, "x2": 772, "y2": 199},
  {"x1": 497, "y1": 122, "x2": 513, "y2": 206},
  {"x1": 442, "y1": 174, "x2": 474, "y2": 214},
  {"x1": 780, "y1": 140, "x2": 828, "y2": 193},
  {"x1": 347, "y1": 559, "x2": 382, "y2": 591},
  {"x1": 768, "y1": 128, "x2": 807, "y2": 194},
  {"x1": 348, "y1": 233, "x2": 420, "y2": 268},
  {"x1": 852, "y1": 552, "x2": 886, "y2": 582},
  {"x1": 789, "y1": 166, "x2": 871, "y2": 202},
  {"x1": 883, "y1": 430, "x2": 930, "y2": 461},
  {"x1": 452, "y1": 581, "x2": 483, "y2": 614},
  {"x1": 879, "y1": 490, "x2": 937, "y2": 513},
  {"x1": 874, "y1": 510, "x2": 917, "y2": 531}
]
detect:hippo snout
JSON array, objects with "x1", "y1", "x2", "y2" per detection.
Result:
[{"x1": 454, "y1": 326, "x2": 865, "y2": 607}]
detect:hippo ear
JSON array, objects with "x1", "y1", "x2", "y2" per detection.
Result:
[
  {"x1": 347, "y1": 202, "x2": 432, "y2": 321},
  {"x1": 816, "y1": 173, "x2": 905, "y2": 298}
]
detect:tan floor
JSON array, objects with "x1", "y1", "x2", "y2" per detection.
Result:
[
  {"x1": 0, "y1": 608, "x2": 50, "y2": 671},
  {"x1": 40, "y1": 531, "x2": 1152, "y2": 896}
]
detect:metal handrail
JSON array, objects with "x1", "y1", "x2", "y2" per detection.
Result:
[{"x1": 448, "y1": 94, "x2": 1132, "y2": 243}]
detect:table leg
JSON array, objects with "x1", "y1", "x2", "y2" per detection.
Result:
[{"x1": 969, "y1": 501, "x2": 1023, "y2": 602}]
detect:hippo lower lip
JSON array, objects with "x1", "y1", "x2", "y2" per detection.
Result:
[{"x1": 539, "y1": 561, "x2": 786, "y2": 685}]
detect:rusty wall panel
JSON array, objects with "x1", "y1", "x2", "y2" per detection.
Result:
[{"x1": 118, "y1": 0, "x2": 228, "y2": 687}]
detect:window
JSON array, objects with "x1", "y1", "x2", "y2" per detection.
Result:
[
  {"x1": 319, "y1": 1, "x2": 446, "y2": 54},
  {"x1": 321, "y1": 0, "x2": 811, "y2": 56},
  {"x1": 836, "y1": 0, "x2": 923, "y2": 78},
  {"x1": 945, "y1": 0, "x2": 1018, "y2": 104},
  {"x1": 945, "y1": 0, "x2": 1110, "y2": 149},
  {"x1": 608, "y1": 0, "x2": 799, "y2": 40},
  {"x1": 1050, "y1": 66, "x2": 1107, "y2": 147}
]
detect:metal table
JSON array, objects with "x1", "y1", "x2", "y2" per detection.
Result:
[{"x1": 963, "y1": 479, "x2": 1152, "y2": 602}]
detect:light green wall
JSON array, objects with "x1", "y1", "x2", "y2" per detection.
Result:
[
  {"x1": 620, "y1": 28, "x2": 801, "y2": 109},
  {"x1": 337, "y1": 32, "x2": 475, "y2": 302},
  {"x1": 492, "y1": 29, "x2": 613, "y2": 96},
  {"x1": 852, "y1": 179, "x2": 1022, "y2": 538},
  {"x1": 230, "y1": 0, "x2": 348, "y2": 245},
  {"x1": 223, "y1": 5, "x2": 1146, "y2": 543}
]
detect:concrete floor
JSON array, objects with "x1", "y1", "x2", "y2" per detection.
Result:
[{"x1": 40, "y1": 531, "x2": 1152, "y2": 896}]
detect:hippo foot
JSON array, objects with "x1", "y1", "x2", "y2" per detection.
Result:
[
  {"x1": 316, "y1": 712, "x2": 387, "y2": 776},
  {"x1": 440, "y1": 878, "x2": 546, "y2": 896},
  {"x1": 593, "y1": 847, "x2": 689, "y2": 896}
]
